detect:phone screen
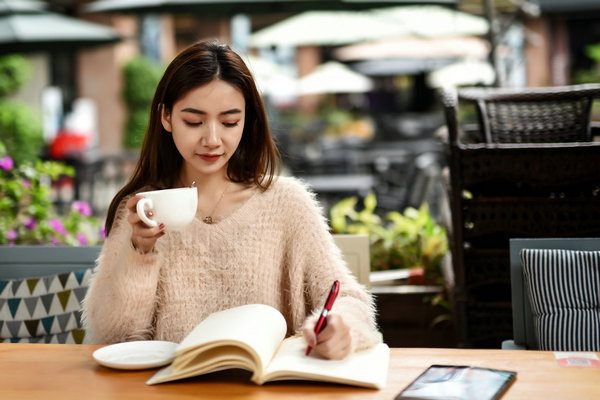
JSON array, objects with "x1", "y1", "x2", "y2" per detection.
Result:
[{"x1": 395, "y1": 365, "x2": 517, "y2": 400}]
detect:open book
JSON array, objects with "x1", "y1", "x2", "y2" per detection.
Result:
[{"x1": 147, "y1": 304, "x2": 390, "y2": 389}]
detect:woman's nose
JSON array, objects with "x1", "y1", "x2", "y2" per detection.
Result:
[{"x1": 202, "y1": 121, "x2": 219, "y2": 146}]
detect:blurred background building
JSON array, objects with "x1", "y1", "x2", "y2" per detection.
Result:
[{"x1": 3, "y1": 0, "x2": 599, "y2": 220}]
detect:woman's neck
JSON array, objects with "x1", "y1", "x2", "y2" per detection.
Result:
[{"x1": 179, "y1": 168, "x2": 230, "y2": 194}]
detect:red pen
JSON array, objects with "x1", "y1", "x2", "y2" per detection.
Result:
[{"x1": 306, "y1": 280, "x2": 340, "y2": 356}]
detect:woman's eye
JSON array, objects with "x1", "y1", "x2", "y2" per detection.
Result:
[
  {"x1": 223, "y1": 121, "x2": 239, "y2": 128},
  {"x1": 184, "y1": 121, "x2": 202, "y2": 127}
]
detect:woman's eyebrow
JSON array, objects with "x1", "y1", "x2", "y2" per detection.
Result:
[
  {"x1": 180, "y1": 107, "x2": 242, "y2": 116},
  {"x1": 221, "y1": 108, "x2": 242, "y2": 116}
]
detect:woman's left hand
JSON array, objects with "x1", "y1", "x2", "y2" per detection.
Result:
[{"x1": 302, "y1": 313, "x2": 352, "y2": 360}]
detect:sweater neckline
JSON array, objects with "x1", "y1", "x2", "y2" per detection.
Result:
[{"x1": 192, "y1": 184, "x2": 262, "y2": 228}]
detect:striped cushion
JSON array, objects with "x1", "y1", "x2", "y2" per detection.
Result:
[
  {"x1": 0, "y1": 268, "x2": 92, "y2": 344},
  {"x1": 521, "y1": 249, "x2": 600, "y2": 351}
]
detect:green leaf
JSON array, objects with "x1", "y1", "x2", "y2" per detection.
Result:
[
  {"x1": 329, "y1": 193, "x2": 449, "y2": 274},
  {"x1": 363, "y1": 192, "x2": 377, "y2": 212}
]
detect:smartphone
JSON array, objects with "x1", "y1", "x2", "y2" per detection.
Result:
[{"x1": 395, "y1": 364, "x2": 517, "y2": 400}]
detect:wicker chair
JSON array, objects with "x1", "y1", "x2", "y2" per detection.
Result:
[
  {"x1": 439, "y1": 84, "x2": 600, "y2": 348},
  {"x1": 454, "y1": 84, "x2": 600, "y2": 143}
]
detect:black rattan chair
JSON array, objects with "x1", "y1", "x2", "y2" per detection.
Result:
[
  {"x1": 439, "y1": 85, "x2": 600, "y2": 348},
  {"x1": 451, "y1": 84, "x2": 600, "y2": 144}
]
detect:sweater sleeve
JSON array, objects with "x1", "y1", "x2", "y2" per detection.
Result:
[
  {"x1": 283, "y1": 178, "x2": 383, "y2": 352},
  {"x1": 81, "y1": 199, "x2": 164, "y2": 344}
]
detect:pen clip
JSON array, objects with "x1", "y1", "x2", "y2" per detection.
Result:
[{"x1": 324, "y1": 280, "x2": 340, "y2": 311}]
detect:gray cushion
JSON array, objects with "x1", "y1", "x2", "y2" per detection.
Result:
[{"x1": 521, "y1": 248, "x2": 600, "y2": 351}]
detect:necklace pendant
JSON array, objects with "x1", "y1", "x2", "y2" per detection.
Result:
[{"x1": 203, "y1": 216, "x2": 213, "y2": 224}]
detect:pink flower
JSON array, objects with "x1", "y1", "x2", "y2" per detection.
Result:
[
  {"x1": 72, "y1": 201, "x2": 92, "y2": 217},
  {"x1": 100, "y1": 225, "x2": 106, "y2": 240},
  {"x1": 6, "y1": 229, "x2": 17, "y2": 240},
  {"x1": 24, "y1": 216, "x2": 37, "y2": 230},
  {"x1": 0, "y1": 156, "x2": 14, "y2": 171},
  {"x1": 76, "y1": 233, "x2": 88, "y2": 245},
  {"x1": 22, "y1": 179, "x2": 31, "y2": 189},
  {"x1": 49, "y1": 218, "x2": 67, "y2": 235},
  {"x1": 50, "y1": 236, "x2": 61, "y2": 245}
]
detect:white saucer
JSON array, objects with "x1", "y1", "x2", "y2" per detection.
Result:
[{"x1": 93, "y1": 340, "x2": 178, "y2": 370}]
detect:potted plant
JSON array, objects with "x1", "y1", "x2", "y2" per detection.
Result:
[
  {"x1": 329, "y1": 192, "x2": 448, "y2": 284},
  {"x1": 330, "y1": 193, "x2": 454, "y2": 347}
]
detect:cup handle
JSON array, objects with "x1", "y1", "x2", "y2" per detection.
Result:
[{"x1": 136, "y1": 198, "x2": 158, "y2": 227}]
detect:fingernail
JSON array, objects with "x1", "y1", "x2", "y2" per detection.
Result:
[{"x1": 159, "y1": 223, "x2": 165, "y2": 229}]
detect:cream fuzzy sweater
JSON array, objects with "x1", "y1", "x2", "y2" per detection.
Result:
[{"x1": 82, "y1": 176, "x2": 382, "y2": 352}]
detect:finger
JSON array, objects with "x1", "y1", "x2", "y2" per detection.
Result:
[
  {"x1": 314, "y1": 332, "x2": 352, "y2": 360},
  {"x1": 126, "y1": 194, "x2": 144, "y2": 212},
  {"x1": 328, "y1": 341, "x2": 352, "y2": 360},
  {"x1": 133, "y1": 223, "x2": 164, "y2": 238},
  {"x1": 302, "y1": 322, "x2": 317, "y2": 348},
  {"x1": 315, "y1": 314, "x2": 345, "y2": 342},
  {"x1": 313, "y1": 314, "x2": 351, "y2": 358},
  {"x1": 131, "y1": 226, "x2": 165, "y2": 253},
  {"x1": 127, "y1": 208, "x2": 156, "y2": 226}
]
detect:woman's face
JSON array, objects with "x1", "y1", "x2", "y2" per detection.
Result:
[{"x1": 161, "y1": 79, "x2": 246, "y2": 180}]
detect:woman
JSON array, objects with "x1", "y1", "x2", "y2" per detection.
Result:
[{"x1": 82, "y1": 40, "x2": 381, "y2": 360}]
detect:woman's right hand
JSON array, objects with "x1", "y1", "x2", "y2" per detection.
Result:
[{"x1": 126, "y1": 195, "x2": 165, "y2": 254}]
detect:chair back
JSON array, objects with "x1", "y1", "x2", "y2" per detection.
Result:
[
  {"x1": 443, "y1": 84, "x2": 600, "y2": 144},
  {"x1": 508, "y1": 238, "x2": 600, "y2": 350},
  {"x1": 0, "y1": 246, "x2": 101, "y2": 279},
  {"x1": 332, "y1": 234, "x2": 370, "y2": 288}
]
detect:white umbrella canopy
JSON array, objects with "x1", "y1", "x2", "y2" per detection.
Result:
[
  {"x1": 427, "y1": 60, "x2": 495, "y2": 88},
  {"x1": 84, "y1": 0, "x2": 459, "y2": 16},
  {"x1": 249, "y1": 5, "x2": 488, "y2": 48},
  {"x1": 0, "y1": 0, "x2": 121, "y2": 54},
  {"x1": 334, "y1": 36, "x2": 490, "y2": 61},
  {"x1": 250, "y1": 10, "x2": 409, "y2": 47},
  {"x1": 297, "y1": 61, "x2": 373, "y2": 95},
  {"x1": 373, "y1": 5, "x2": 488, "y2": 38},
  {"x1": 0, "y1": 0, "x2": 44, "y2": 13},
  {"x1": 242, "y1": 54, "x2": 296, "y2": 100}
]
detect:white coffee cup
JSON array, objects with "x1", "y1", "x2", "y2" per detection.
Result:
[{"x1": 136, "y1": 187, "x2": 198, "y2": 231}]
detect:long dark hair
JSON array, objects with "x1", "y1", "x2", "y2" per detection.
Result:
[{"x1": 105, "y1": 40, "x2": 281, "y2": 235}]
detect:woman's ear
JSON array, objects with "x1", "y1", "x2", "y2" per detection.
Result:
[{"x1": 160, "y1": 105, "x2": 172, "y2": 132}]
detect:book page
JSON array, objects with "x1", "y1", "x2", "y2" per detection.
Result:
[
  {"x1": 177, "y1": 304, "x2": 287, "y2": 372},
  {"x1": 147, "y1": 304, "x2": 287, "y2": 385},
  {"x1": 258, "y1": 336, "x2": 390, "y2": 389}
]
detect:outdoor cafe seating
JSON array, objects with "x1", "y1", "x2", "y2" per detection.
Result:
[
  {"x1": 504, "y1": 237, "x2": 600, "y2": 351},
  {"x1": 440, "y1": 83, "x2": 600, "y2": 348},
  {"x1": 2, "y1": 86, "x2": 600, "y2": 400}
]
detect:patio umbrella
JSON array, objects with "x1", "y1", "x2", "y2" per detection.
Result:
[
  {"x1": 84, "y1": 0, "x2": 459, "y2": 16},
  {"x1": 334, "y1": 36, "x2": 490, "y2": 61},
  {"x1": 249, "y1": 5, "x2": 488, "y2": 48},
  {"x1": 250, "y1": 10, "x2": 409, "y2": 47},
  {"x1": 426, "y1": 60, "x2": 495, "y2": 88},
  {"x1": 297, "y1": 61, "x2": 373, "y2": 95},
  {"x1": 0, "y1": 0, "x2": 121, "y2": 54},
  {"x1": 242, "y1": 54, "x2": 297, "y2": 101}
]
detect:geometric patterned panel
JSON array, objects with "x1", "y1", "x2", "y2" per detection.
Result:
[{"x1": 0, "y1": 268, "x2": 92, "y2": 344}]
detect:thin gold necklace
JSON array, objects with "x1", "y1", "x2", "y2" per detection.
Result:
[{"x1": 203, "y1": 182, "x2": 231, "y2": 224}]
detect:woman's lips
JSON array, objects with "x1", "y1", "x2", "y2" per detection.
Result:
[{"x1": 198, "y1": 154, "x2": 221, "y2": 162}]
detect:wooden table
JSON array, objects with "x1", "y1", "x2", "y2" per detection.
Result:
[{"x1": 1, "y1": 344, "x2": 599, "y2": 399}]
